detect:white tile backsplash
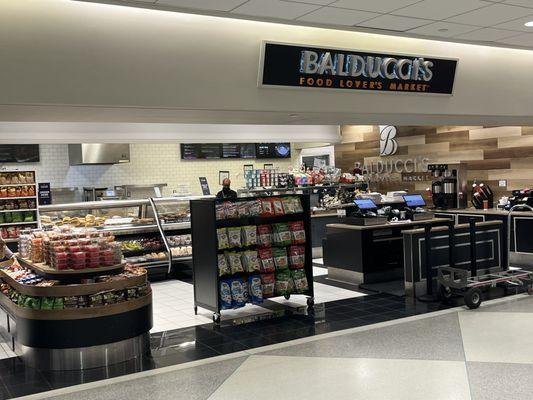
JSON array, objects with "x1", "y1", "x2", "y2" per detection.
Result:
[{"x1": 2, "y1": 144, "x2": 298, "y2": 197}]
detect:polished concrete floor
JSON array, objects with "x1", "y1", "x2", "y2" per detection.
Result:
[{"x1": 22, "y1": 293, "x2": 533, "y2": 400}]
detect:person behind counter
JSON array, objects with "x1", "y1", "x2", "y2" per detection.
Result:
[{"x1": 216, "y1": 178, "x2": 237, "y2": 200}]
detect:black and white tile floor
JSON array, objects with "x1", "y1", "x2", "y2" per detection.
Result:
[{"x1": 24, "y1": 293, "x2": 533, "y2": 400}]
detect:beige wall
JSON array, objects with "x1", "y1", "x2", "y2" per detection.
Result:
[
  {"x1": 2, "y1": 0, "x2": 533, "y2": 125},
  {"x1": 7, "y1": 144, "x2": 300, "y2": 198}
]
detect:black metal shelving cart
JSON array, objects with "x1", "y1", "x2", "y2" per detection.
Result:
[{"x1": 191, "y1": 194, "x2": 314, "y2": 323}]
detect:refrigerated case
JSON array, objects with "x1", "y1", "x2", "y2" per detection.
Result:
[{"x1": 38, "y1": 196, "x2": 212, "y2": 279}]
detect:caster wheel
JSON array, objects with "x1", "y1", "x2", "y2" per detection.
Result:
[
  {"x1": 307, "y1": 297, "x2": 315, "y2": 308},
  {"x1": 284, "y1": 294, "x2": 291, "y2": 300},
  {"x1": 213, "y1": 313, "x2": 221, "y2": 324},
  {"x1": 194, "y1": 306, "x2": 198, "y2": 315},
  {"x1": 438, "y1": 285, "x2": 453, "y2": 303},
  {"x1": 464, "y1": 288, "x2": 482, "y2": 309}
]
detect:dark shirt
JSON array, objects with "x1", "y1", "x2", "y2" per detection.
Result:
[{"x1": 216, "y1": 187, "x2": 237, "y2": 200}]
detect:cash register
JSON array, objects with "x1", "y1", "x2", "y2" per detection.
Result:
[
  {"x1": 402, "y1": 194, "x2": 434, "y2": 221},
  {"x1": 346, "y1": 199, "x2": 389, "y2": 226}
]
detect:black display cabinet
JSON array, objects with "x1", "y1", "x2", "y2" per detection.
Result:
[{"x1": 190, "y1": 195, "x2": 314, "y2": 323}]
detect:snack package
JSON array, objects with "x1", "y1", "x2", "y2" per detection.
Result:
[
  {"x1": 291, "y1": 269, "x2": 309, "y2": 293},
  {"x1": 227, "y1": 227, "x2": 242, "y2": 248},
  {"x1": 273, "y1": 246, "x2": 289, "y2": 270},
  {"x1": 218, "y1": 253, "x2": 231, "y2": 277},
  {"x1": 271, "y1": 198, "x2": 285, "y2": 215},
  {"x1": 257, "y1": 225, "x2": 273, "y2": 247},
  {"x1": 258, "y1": 247, "x2": 275, "y2": 273},
  {"x1": 260, "y1": 199, "x2": 275, "y2": 217},
  {"x1": 248, "y1": 200, "x2": 263, "y2": 217},
  {"x1": 241, "y1": 225, "x2": 257, "y2": 246},
  {"x1": 273, "y1": 223, "x2": 292, "y2": 246},
  {"x1": 226, "y1": 251, "x2": 244, "y2": 274},
  {"x1": 242, "y1": 250, "x2": 261, "y2": 273},
  {"x1": 241, "y1": 279, "x2": 250, "y2": 303},
  {"x1": 224, "y1": 202, "x2": 239, "y2": 219},
  {"x1": 217, "y1": 228, "x2": 230, "y2": 250},
  {"x1": 288, "y1": 245, "x2": 305, "y2": 269},
  {"x1": 289, "y1": 221, "x2": 306, "y2": 244},
  {"x1": 275, "y1": 271, "x2": 291, "y2": 296},
  {"x1": 261, "y1": 273, "x2": 275, "y2": 298},
  {"x1": 215, "y1": 204, "x2": 226, "y2": 220},
  {"x1": 230, "y1": 278, "x2": 246, "y2": 308},
  {"x1": 220, "y1": 279, "x2": 233, "y2": 309},
  {"x1": 237, "y1": 202, "x2": 250, "y2": 218},
  {"x1": 249, "y1": 275, "x2": 263, "y2": 304}
]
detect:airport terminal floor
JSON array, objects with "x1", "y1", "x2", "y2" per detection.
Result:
[{"x1": 23, "y1": 294, "x2": 533, "y2": 400}]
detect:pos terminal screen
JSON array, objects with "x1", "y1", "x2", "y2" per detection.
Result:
[
  {"x1": 403, "y1": 194, "x2": 426, "y2": 207},
  {"x1": 354, "y1": 199, "x2": 377, "y2": 210}
]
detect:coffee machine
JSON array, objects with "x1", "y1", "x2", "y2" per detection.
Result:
[
  {"x1": 506, "y1": 189, "x2": 533, "y2": 210},
  {"x1": 429, "y1": 164, "x2": 459, "y2": 209}
]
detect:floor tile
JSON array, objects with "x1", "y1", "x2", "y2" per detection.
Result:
[
  {"x1": 260, "y1": 313, "x2": 465, "y2": 361},
  {"x1": 467, "y1": 361, "x2": 533, "y2": 400},
  {"x1": 459, "y1": 311, "x2": 533, "y2": 364},
  {"x1": 44, "y1": 357, "x2": 248, "y2": 400},
  {"x1": 209, "y1": 355, "x2": 471, "y2": 400},
  {"x1": 478, "y1": 295, "x2": 533, "y2": 313}
]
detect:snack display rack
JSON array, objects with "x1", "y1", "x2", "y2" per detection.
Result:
[
  {"x1": 191, "y1": 194, "x2": 314, "y2": 324},
  {"x1": 0, "y1": 255, "x2": 153, "y2": 370},
  {"x1": 38, "y1": 196, "x2": 211, "y2": 279},
  {"x1": 0, "y1": 170, "x2": 40, "y2": 243}
]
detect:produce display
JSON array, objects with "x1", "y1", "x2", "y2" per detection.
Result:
[
  {"x1": 216, "y1": 198, "x2": 309, "y2": 309},
  {"x1": 19, "y1": 227, "x2": 123, "y2": 270}
]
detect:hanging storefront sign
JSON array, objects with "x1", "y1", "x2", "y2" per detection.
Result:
[{"x1": 259, "y1": 42, "x2": 458, "y2": 95}]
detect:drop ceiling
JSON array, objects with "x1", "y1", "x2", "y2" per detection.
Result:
[{"x1": 81, "y1": 0, "x2": 533, "y2": 49}]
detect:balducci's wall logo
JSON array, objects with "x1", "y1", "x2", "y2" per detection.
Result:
[
  {"x1": 379, "y1": 125, "x2": 398, "y2": 156},
  {"x1": 260, "y1": 42, "x2": 458, "y2": 95}
]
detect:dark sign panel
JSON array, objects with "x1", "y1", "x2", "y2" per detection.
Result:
[
  {"x1": 181, "y1": 143, "x2": 288, "y2": 160},
  {"x1": 256, "y1": 143, "x2": 291, "y2": 159},
  {"x1": 199, "y1": 177, "x2": 210, "y2": 195},
  {"x1": 38, "y1": 182, "x2": 52, "y2": 205},
  {"x1": 181, "y1": 144, "x2": 221, "y2": 160},
  {"x1": 260, "y1": 42, "x2": 457, "y2": 95},
  {"x1": 0, "y1": 145, "x2": 40, "y2": 163}
]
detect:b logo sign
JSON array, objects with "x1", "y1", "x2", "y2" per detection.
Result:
[{"x1": 379, "y1": 125, "x2": 398, "y2": 156}]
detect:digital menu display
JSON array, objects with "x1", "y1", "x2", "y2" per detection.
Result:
[
  {"x1": 0, "y1": 145, "x2": 40, "y2": 163},
  {"x1": 181, "y1": 143, "x2": 289, "y2": 160}
]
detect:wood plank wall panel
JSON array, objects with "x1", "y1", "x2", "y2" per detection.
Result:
[{"x1": 336, "y1": 125, "x2": 533, "y2": 202}]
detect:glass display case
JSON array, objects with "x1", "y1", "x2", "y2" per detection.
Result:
[{"x1": 38, "y1": 196, "x2": 212, "y2": 278}]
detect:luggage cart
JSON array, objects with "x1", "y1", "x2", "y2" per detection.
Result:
[{"x1": 437, "y1": 267, "x2": 533, "y2": 309}]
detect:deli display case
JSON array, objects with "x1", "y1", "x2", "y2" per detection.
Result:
[{"x1": 38, "y1": 196, "x2": 212, "y2": 279}]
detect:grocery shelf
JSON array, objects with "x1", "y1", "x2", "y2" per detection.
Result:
[
  {"x1": 0, "y1": 196, "x2": 37, "y2": 201},
  {"x1": 0, "y1": 208, "x2": 37, "y2": 214},
  {"x1": 0, "y1": 221, "x2": 38, "y2": 227}
]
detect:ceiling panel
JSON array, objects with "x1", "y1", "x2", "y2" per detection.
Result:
[
  {"x1": 393, "y1": 0, "x2": 491, "y2": 20},
  {"x1": 329, "y1": 0, "x2": 420, "y2": 13},
  {"x1": 446, "y1": 3, "x2": 529, "y2": 26},
  {"x1": 407, "y1": 22, "x2": 480, "y2": 38},
  {"x1": 231, "y1": 0, "x2": 320, "y2": 19},
  {"x1": 79, "y1": 0, "x2": 533, "y2": 50},
  {"x1": 357, "y1": 14, "x2": 432, "y2": 31},
  {"x1": 155, "y1": 0, "x2": 245, "y2": 11},
  {"x1": 298, "y1": 7, "x2": 378, "y2": 26},
  {"x1": 453, "y1": 27, "x2": 521, "y2": 40}
]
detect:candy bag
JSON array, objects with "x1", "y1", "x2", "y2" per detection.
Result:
[
  {"x1": 217, "y1": 228, "x2": 229, "y2": 250},
  {"x1": 289, "y1": 221, "x2": 306, "y2": 244},
  {"x1": 273, "y1": 246, "x2": 289, "y2": 270},
  {"x1": 249, "y1": 275, "x2": 263, "y2": 304},
  {"x1": 261, "y1": 273, "x2": 275, "y2": 298},
  {"x1": 288, "y1": 245, "x2": 305, "y2": 269},
  {"x1": 218, "y1": 253, "x2": 231, "y2": 277},
  {"x1": 220, "y1": 280, "x2": 233, "y2": 309},
  {"x1": 258, "y1": 247, "x2": 275, "y2": 273}
]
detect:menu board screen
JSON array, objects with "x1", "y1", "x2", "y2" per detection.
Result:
[
  {"x1": 180, "y1": 144, "x2": 221, "y2": 159},
  {"x1": 0, "y1": 145, "x2": 40, "y2": 163},
  {"x1": 181, "y1": 143, "x2": 289, "y2": 159}
]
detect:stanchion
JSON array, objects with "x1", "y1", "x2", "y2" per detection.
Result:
[
  {"x1": 469, "y1": 219, "x2": 477, "y2": 277},
  {"x1": 417, "y1": 224, "x2": 439, "y2": 302}
]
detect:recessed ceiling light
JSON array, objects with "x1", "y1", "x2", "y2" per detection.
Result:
[
  {"x1": 525, "y1": 21, "x2": 533, "y2": 27},
  {"x1": 289, "y1": 114, "x2": 299, "y2": 118},
  {"x1": 438, "y1": 28, "x2": 449, "y2": 32}
]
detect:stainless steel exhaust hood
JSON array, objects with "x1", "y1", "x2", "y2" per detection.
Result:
[{"x1": 68, "y1": 144, "x2": 130, "y2": 165}]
